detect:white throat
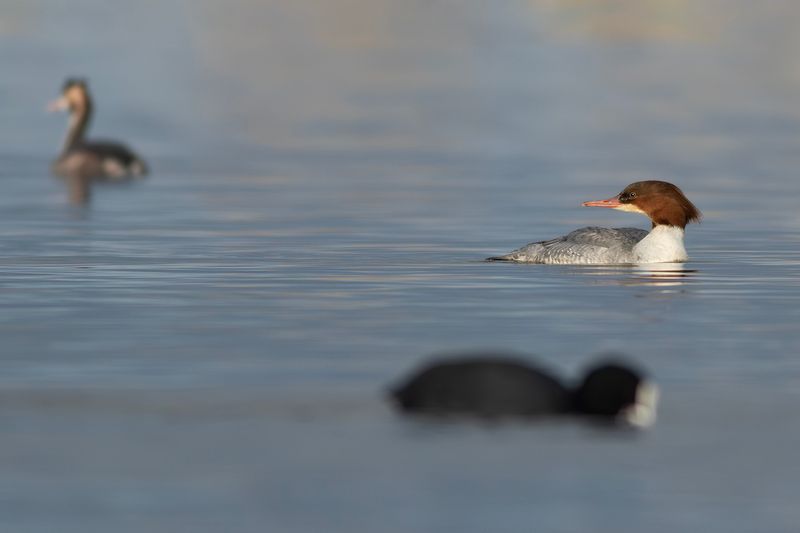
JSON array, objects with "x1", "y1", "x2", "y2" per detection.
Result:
[{"x1": 633, "y1": 225, "x2": 687, "y2": 263}]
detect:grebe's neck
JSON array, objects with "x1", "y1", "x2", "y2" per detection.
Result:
[
  {"x1": 633, "y1": 225, "x2": 687, "y2": 263},
  {"x1": 61, "y1": 102, "x2": 92, "y2": 154}
]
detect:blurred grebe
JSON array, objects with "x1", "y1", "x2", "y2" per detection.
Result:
[
  {"x1": 391, "y1": 354, "x2": 658, "y2": 427},
  {"x1": 49, "y1": 78, "x2": 148, "y2": 180}
]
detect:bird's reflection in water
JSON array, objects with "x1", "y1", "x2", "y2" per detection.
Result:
[
  {"x1": 64, "y1": 174, "x2": 92, "y2": 205},
  {"x1": 577, "y1": 263, "x2": 697, "y2": 288},
  {"x1": 628, "y1": 262, "x2": 697, "y2": 287}
]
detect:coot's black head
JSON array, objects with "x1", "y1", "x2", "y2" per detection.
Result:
[{"x1": 572, "y1": 361, "x2": 658, "y2": 427}]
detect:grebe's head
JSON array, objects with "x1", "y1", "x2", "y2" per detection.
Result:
[{"x1": 48, "y1": 78, "x2": 91, "y2": 113}]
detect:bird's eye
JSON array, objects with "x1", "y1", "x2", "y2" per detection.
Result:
[{"x1": 627, "y1": 192, "x2": 637, "y2": 199}]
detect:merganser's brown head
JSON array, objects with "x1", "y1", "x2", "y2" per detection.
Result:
[
  {"x1": 48, "y1": 78, "x2": 92, "y2": 114},
  {"x1": 582, "y1": 180, "x2": 701, "y2": 228}
]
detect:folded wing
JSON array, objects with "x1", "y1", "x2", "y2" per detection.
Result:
[{"x1": 488, "y1": 227, "x2": 649, "y2": 264}]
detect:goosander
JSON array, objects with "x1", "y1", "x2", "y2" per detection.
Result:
[
  {"x1": 390, "y1": 354, "x2": 658, "y2": 427},
  {"x1": 488, "y1": 180, "x2": 701, "y2": 264},
  {"x1": 49, "y1": 78, "x2": 148, "y2": 180}
]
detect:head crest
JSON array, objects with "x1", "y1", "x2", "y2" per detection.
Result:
[
  {"x1": 624, "y1": 180, "x2": 702, "y2": 228},
  {"x1": 62, "y1": 77, "x2": 89, "y2": 92}
]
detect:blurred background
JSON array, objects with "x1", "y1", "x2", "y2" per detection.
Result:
[{"x1": 2, "y1": 1, "x2": 800, "y2": 532}]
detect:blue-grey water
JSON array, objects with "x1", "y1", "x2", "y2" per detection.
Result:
[{"x1": 2, "y1": 1, "x2": 800, "y2": 531}]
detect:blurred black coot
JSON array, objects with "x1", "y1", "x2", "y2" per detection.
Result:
[
  {"x1": 390, "y1": 355, "x2": 657, "y2": 427},
  {"x1": 49, "y1": 78, "x2": 148, "y2": 182}
]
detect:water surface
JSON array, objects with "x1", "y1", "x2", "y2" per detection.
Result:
[{"x1": 1, "y1": 1, "x2": 800, "y2": 531}]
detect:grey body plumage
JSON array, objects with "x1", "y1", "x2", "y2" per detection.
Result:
[{"x1": 489, "y1": 226, "x2": 649, "y2": 264}]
